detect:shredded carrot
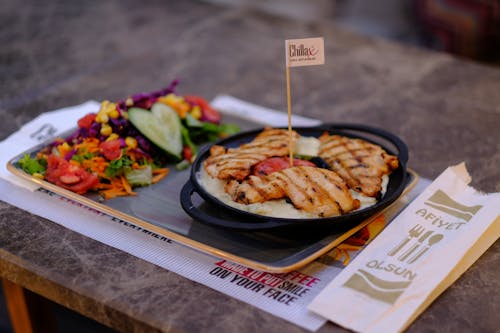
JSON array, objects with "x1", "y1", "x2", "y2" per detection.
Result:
[
  {"x1": 98, "y1": 176, "x2": 136, "y2": 199},
  {"x1": 152, "y1": 168, "x2": 169, "y2": 175},
  {"x1": 151, "y1": 168, "x2": 169, "y2": 183},
  {"x1": 81, "y1": 156, "x2": 108, "y2": 176},
  {"x1": 126, "y1": 149, "x2": 149, "y2": 162},
  {"x1": 96, "y1": 183, "x2": 114, "y2": 190},
  {"x1": 76, "y1": 137, "x2": 101, "y2": 153},
  {"x1": 57, "y1": 142, "x2": 72, "y2": 157},
  {"x1": 100, "y1": 189, "x2": 134, "y2": 200},
  {"x1": 120, "y1": 176, "x2": 135, "y2": 195}
]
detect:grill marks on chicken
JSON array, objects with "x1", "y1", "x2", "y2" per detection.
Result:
[
  {"x1": 204, "y1": 128, "x2": 298, "y2": 180},
  {"x1": 225, "y1": 166, "x2": 360, "y2": 217},
  {"x1": 202, "y1": 128, "x2": 400, "y2": 218},
  {"x1": 318, "y1": 134, "x2": 399, "y2": 197}
]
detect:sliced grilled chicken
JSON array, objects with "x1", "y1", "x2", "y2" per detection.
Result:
[
  {"x1": 204, "y1": 128, "x2": 298, "y2": 180},
  {"x1": 225, "y1": 166, "x2": 360, "y2": 217},
  {"x1": 318, "y1": 133, "x2": 399, "y2": 197}
]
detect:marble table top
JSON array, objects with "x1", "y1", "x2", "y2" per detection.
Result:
[{"x1": 1, "y1": 1, "x2": 499, "y2": 332}]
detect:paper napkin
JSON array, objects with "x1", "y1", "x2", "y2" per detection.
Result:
[
  {"x1": 0, "y1": 101, "x2": 100, "y2": 190},
  {"x1": 308, "y1": 163, "x2": 500, "y2": 333},
  {"x1": 211, "y1": 95, "x2": 322, "y2": 127}
]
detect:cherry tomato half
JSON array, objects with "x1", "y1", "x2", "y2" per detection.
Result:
[
  {"x1": 100, "y1": 139, "x2": 122, "y2": 160},
  {"x1": 184, "y1": 95, "x2": 221, "y2": 124},
  {"x1": 182, "y1": 145, "x2": 193, "y2": 162},
  {"x1": 77, "y1": 113, "x2": 97, "y2": 129}
]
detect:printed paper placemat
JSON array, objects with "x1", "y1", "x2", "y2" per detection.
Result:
[{"x1": 0, "y1": 97, "x2": 427, "y2": 331}]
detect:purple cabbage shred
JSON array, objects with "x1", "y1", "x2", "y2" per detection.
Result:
[
  {"x1": 88, "y1": 122, "x2": 101, "y2": 137},
  {"x1": 64, "y1": 149, "x2": 77, "y2": 161},
  {"x1": 135, "y1": 135, "x2": 151, "y2": 153},
  {"x1": 117, "y1": 79, "x2": 179, "y2": 111}
]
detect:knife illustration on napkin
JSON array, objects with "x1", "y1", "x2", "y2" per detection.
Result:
[
  {"x1": 407, "y1": 233, "x2": 444, "y2": 264},
  {"x1": 398, "y1": 230, "x2": 433, "y2": 261},
  {"x1": 388, "y1": 224, "x2": 424, "y2": 257}
]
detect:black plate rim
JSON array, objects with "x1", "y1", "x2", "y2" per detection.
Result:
[{"x1": 181, "y1": 123, "x2": 408, "y2": 230}]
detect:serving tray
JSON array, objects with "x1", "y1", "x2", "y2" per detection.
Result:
[{"x1": 6, "y1": 119, "x2": 418, "y2": 273}]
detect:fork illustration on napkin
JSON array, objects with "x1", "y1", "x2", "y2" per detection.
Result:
[
  {"x1": 388, "y1": 224, "x2": 444, "y2": 264},
  {"x1": 388, "y1": 224, "x2": 424, "y2": 257},
  {"x1": 398, "y1": 230, "x2": 434, "y2": 261}
]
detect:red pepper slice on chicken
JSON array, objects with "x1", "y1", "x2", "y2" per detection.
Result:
[{"x1": 252, "y1": 157, "x2": 316, "y2": 176}]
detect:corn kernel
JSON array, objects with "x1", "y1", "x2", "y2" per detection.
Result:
[
  {"x1": 99, "y1": 100, "x2": 110, "y2": 111},
  {"x1": 156, "y1": 96, "x2": 168, "y2": 105},
  {"x1": 178, "y1": 101, "x2": 190, "y2": 112},
  {"x1": 33, "y1": 173, "x2": 44, "y2": 179},
  {"x1": 108, "y1": 108, "x2": 120, "y2": 119},
  {"x1": 104, "y1": 102, "x2": 116, "y2": 114},
  {"x1": 126, "y1": 97, "x2": 133, "y2": 106},
  {"x1": 190, "y1": 105, "x2": 202, "y2": 119},
  {"x1": 177, "y1": 107, "x2": 188, "y2": 119},
  {"x1": 96, "y1": 112, "x2": 109, "y2": 123},
  {"x1": 125, "y1": 136, "x2": 138, "y2": 149},
  {"x1": 106, "y1": 133, "x2": 119, "y2": 141},
  {"x1": 165, "y1": 93, "x2": 183, "y2": 106},
  {"x1": 100, "y1": 124, "x2": 112, "y2": 136},
  {"x1": 57, "y1": 142, "x2": 70, "y2": 157},
  {"x1": 61, "y1": 142, "x2": 71, "y2": 151}
]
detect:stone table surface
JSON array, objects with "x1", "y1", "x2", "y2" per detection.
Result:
[{"x1": 1, "y1": 1, "x2": 499, "y2": 332}]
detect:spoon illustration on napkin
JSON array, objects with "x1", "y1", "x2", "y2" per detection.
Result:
[
  {"x1": 388, "y1": 224, "x2": 425, "y2": 257},
  {"x1": 407, "y1": 233, "x2": 444, "y2": 264},
  {"x1": 398, "y1": 230, "x2": 433, "y2": 261}
]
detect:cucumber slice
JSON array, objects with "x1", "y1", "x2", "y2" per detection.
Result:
[{"x1": 128, "y1": 103, "x2": 182, "y2": 159}]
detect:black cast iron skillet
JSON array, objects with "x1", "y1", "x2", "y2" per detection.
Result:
[{"x1": 180, "y1": 123, "x2": 408, "y2": 231}]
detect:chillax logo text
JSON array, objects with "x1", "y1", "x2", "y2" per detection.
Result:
[{"x1": 285, "y1": 37, "x2": 325, "y2": 67}]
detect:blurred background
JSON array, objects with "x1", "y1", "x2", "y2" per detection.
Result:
[
  {"x1": 207, "y1": 0, "x2": 500, "y2": 63},
  {"x1": 1, "y1": 0, "x2": 499, "y2": 332}
]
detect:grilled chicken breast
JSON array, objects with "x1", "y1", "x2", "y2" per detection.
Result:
[
  {"x1": 204, "y1": 128, "x2": 298, "y2": 180},
  {"x1": 318, "y1": 133, "x2": 398, "y2": 197},
  {"x1": 225, "y1": 166, "x2": 360, "y2": 217}
]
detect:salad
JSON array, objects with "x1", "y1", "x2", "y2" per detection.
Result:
[{"x1": 18, "y1": 81, "x2": 239, "y2": 200}]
